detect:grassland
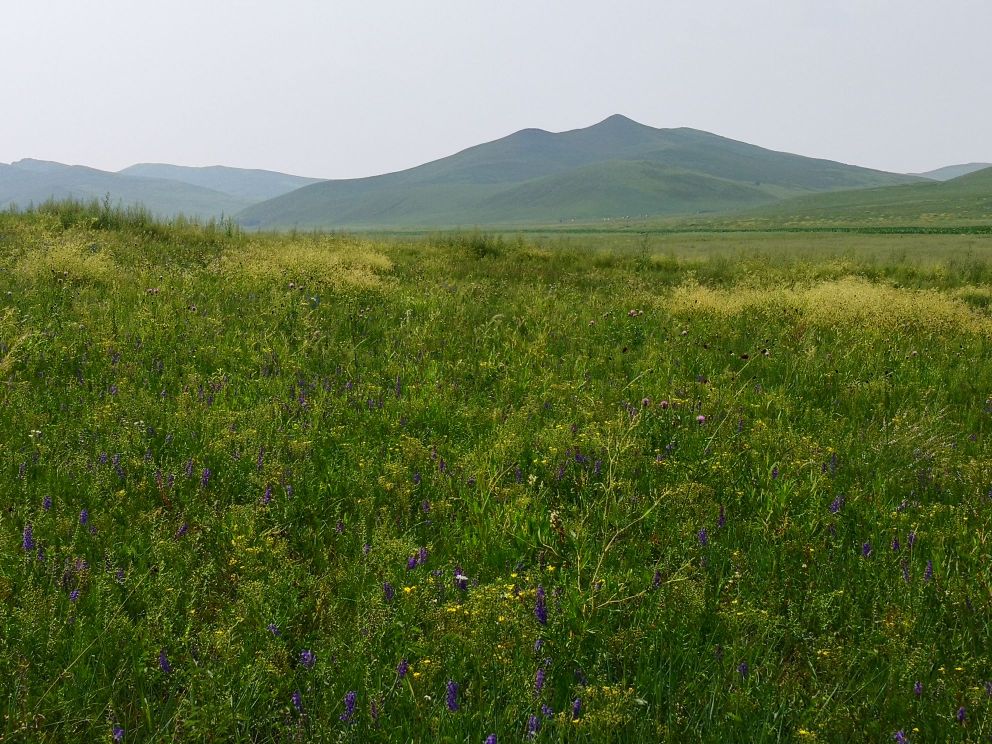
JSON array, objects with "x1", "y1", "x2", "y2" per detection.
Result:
[{"x1": 2, "y1": 202, "x2": 992, "y2": 742}]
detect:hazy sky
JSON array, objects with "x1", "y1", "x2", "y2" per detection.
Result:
[{"x1": 2, "y1": 0, "x2": 989, "y2": 178}]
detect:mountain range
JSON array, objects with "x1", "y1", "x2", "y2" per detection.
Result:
[{"x1": 2, "y1": 115, "x2": 989, "y2": 228}]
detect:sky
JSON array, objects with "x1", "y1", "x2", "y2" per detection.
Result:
[{"x1": 1, "y1": 0, "x2": 990, "y2": 178}]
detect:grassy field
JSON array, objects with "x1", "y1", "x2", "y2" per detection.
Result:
[{"x1": 3, "y1": 202, "x2": 992, "y2": 742}]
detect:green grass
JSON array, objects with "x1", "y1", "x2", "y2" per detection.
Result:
[{"x1": 3, "y1": 202, "x2": 992, "y2": 741}]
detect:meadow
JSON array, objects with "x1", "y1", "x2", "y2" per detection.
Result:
[{"x1": 2, "y1": 202, "x2": 992, "y2": 742}]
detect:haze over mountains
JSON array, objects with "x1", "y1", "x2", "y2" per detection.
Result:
[
  {"x1": 3, "y1": 115, "x2": 989, "y2": 228},
  {"x1": 0, "y1": 159, "x2": 318, "y2": 220}
]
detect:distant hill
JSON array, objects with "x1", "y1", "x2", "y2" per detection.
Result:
[
  {"x1": 910, "y1": 163, "x2": 992, "y2": 182},
  {"x1": 238, "y1": 115, "x2": 924, "y2": 229},
  {"x1": 710, "y1": 166, "x2": 992, "y2": 226},
  {"x1": 119, "y1": 163, "x2": 323, "y2": 202},
  {"x1": 1, "y1": 159, "x2": 252, "y2": 219}
]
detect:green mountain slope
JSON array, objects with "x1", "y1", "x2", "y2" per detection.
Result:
[
  {"x1": 718, "y1": 166, "x2": 992, "y2": 226},
  {"x1": 1, "y1": 159, "x2": 252, "y2": 219},
  {"x1": 238, "y1": 115, "x2": 924, "y2": 229},
  {"x1": 910, "y1": 163, "x2": 992, "y2": 181},
  {"x1": 119, "y1": 163, "x2": 323, "y2": 202}
]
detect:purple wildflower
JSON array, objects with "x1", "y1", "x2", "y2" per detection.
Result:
[
  {"x1": 419, "y1": 546, "x2": 428, "y2": 564},
  {"x1": 300, "y1": 649, "x2": 315, "y2": 669},
  {"x1": 907, "y1": 531, "x2": 917, "y2": 548},
  {"x1": 771, "y1": 466, "x2": 779, "y2": 479},
  {"x1": 957, "y1": 706, "x2": 966, "y2": 724},
  {"x1": 69, "y1": 589, "x2": 80, "y2": 603},
  {"x1": 892, "y1": 537, "x2": 900, "y2": 552},
  {"x1": 112, "y1": 725, "x2": 124, "y2": 742},
  {"x1": 652, "y1": 569, "x2": 662, "y2": 589},
  {"x1": 893, "y1": 732, "x2": 907, "y2": 744},
  {"x1": 291, "y1": 690, "x2": 302, "y2": 712},
  {"x1": 266, "y1": 623, "x2": 280, "y2": 636},
  {"x1": 384, "y1": 582, "x2": 395, "y2": 602},
  {"x1": 914, "y1": 681, "x2": 923, "y2": 697},
  {"x1": 698, "y1": 528, "x2": 709, "y2": 547},
  {"x1": 540, "y1": 704, "x2": 553, "y2": 718},
  {"x1": 572, "y1": 698, "x2": 581, "y2": 720},
  {"x1": 527, "y1": 714, "x2": 541, "y2": 737},
  {"x1": 407, "y1": 555, "x2": 418, "y2": 571},
  {"x1": 485, "y1": 735, "x2": 497, "y2": 744},
  {"x1": 738, "y1": 661, "x2": 749, "y2": 679},
  {"x1": 829, "y1": 495, "x2": 843, "y2": 514},
  {"x1": 901, "y1": 561, "x2": 910, "y2": 583},
  {"x1": 340, "y1": 691, "x2": 357, "y2": 723},
  {"x1": 335, "y1": 520, "x2": 344, "y2": 534},
  {"x1": 159, "y1": 649, "x2": 172, "y2": 674},
  {"x1": 535, "y1": 585, "x2": 548, "y2": 625},
  {"x1": 175, "y1": 522, "x2": 188, "y2": 539},
  {"x1": 79, "y1": 509, "x2": 89, "y2": 525},
  {"x1": 262, "y1": 484, "x2": 272, "y2": 505},
  {"x1": 862, "y1": 542, "x2": 872, "y2": 558},
  {"x1": 362, "y1": 543, "x2": 371, "y2": 555},
  {"x1": 43, "y1": 495, "x2": 52, "y2": 511},
  {"x1": 696, "y1": 414, "x2": 706, "y2": 424},
  {"x1": 454, "y1": 566, "x2": 468, "y2": 592},
  {"x1": 413, "y1": 471, "x2": 421, "y2": 485},
  {"x1": 22, "y1": 524, "x2": 34, "y2": 552},
  {"x1": 533, "y1": 638, "x2": 543, "y2": 653},
  {"x1": 397, "y1": 658, "x2": 409, "y2": 678},
  {"x1": 535, "y1": 667, "x2": 545, "y2": 694},
  {"x1": 924, "y1": 560, "x2": 933, "y2": 581},
  {"x1": 446, "y1": 680, "x2": 459, "y2": 712},
  {"x1": 200, "y1": 468, "x2": 211, "y2": 488}
]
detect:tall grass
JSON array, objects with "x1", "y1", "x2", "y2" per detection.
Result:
[{"x1": 1, "y1": 206, "x2": 992, "y2": 741}]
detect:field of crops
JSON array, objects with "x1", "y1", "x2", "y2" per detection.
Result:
[{"x1": 3, "y1": 203, "x2": 992, "y2": 742}]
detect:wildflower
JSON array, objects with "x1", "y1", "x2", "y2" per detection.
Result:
[
  {"x1": 696, "y1": 415, "x2": 706, "y2": 424},
  {"x1": 300, "y1": 650, "x2": 315, "y2": 670},
  {"x1": 200, "y1": 468, "x2": 211, "y2": 488},
  {"x1": 572, "y1": 698, "x2": 581, "y2": 719},
  {"x1": 397, "y1": 658, "x2": 409, "y2": 678},
  {"x1": 907, "y1": 531, "x2": 917, "y2": 548},
  {"x1": 384, "y1": 582, "x2": 395, "y2": 602},
  {"x1": 446, "y1": 680, "x2": 459, "y2": 711},
  {"x1": 829, "y1": 496, "x2": 843, "y2": 514},
  {"x1": 159, "y1": 649, "x2": 172, "y2": 674},
  {"x1": 43, "y1": 495, "x2": 52, "y2": 511},
  {"x1": 362, "y1": 543, "x2": 371, "y2": 555},
  {"x1": 69, "y1": 588, "x2": 80, "y2": 603},
  {"x1": 79, "y1": 509, "x2": 89, "y2": 525},
  {"x1": 454, "y1": 567, "x2": 468, "y2": 592},
  {"x1": 924, "y1": 560, "x2": 933, "y2": 581},
  {"x1": 738, "y1": 661, "x2": 749, "y2": 679},
  {"x1": 533, "y1": 639, "x2": 543, "y2": 653},
  {"x1": 22, "y1": 524, "x2": 34, "y2": 552},
  {"x1": 407, "y1": 556, "x2": 418, "y2": 571},
  {"x1": 535, "y1": 585, "x2": 548, "y2": 625},
  {"x1": 485, "y1": 735, "x2": 497, "y2": 744},
  {"x1": 771, "y1": 466, "x2": 779, "y2": 479},
  {"x1": 535, "y1": 667, "x2": 545, "y2": 694},
  {"x1": 914, "y1": 681, "x2": 923, "y2": 697},
  {"x1": 893, "y1": 732, "x2": 907, "y2": 744},
  {"x1": 652, "y1": 570, "x2": 662, "y2": 589},
  {"x1": 718, "y1": 505, "x2": 726, "y2": 529},
  {"x1": 175, "y1": 523, "x2": 188, "y2": 539},
  {"x1": 262, "y1": 484, "x2": 272, "y2": 505},
  {"x1": 335, "y1": 520, "x2": 344, "y2": 534},
  {"x1": 862, "y1": 542, "x2": 872, "y2": 558},
  {"x1": 266, "y1": 623, "x2": 280, "y2": 636},
  {"x1": 892, "y1": 537, "x2": 900, "y2": 552},
  {"x1": 540, "y1": 704, "x2": 553, "y2": 717},
  {"x1": 340, "y1": 691, "x2": 357, "y2": 723},
  {"x1": 527, "y1": 714, "x2": 541, "y2": 737},
  {"x1": 698, "y1": 528, "x2": 709, "y2": 547},
  {"x1": 419, "y1": 546, "x2": 428, "y2": 564},
  {"x1": 957, "y1": 706, "x2": 966, "y2": 724},
  {"x1": 901, "y1": 561, "x2": 910, "y2": 583},
  {"x1": 112, "y1": 725, "x2": 124, "y2": 742},
  {"x1": 291, "y1": 690, "x2": 302, "y2": 712}
]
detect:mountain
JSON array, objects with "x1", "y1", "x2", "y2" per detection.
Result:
[
  {"x1": 118, "y1": 163, "x2": 323, "y2": 202},
  {"x1": 910, "y1": 163, "x2": 992, "y2": 182},
  {"x1": 238, "y1": 115, "x2": 924, "y2": 229},
  {"x1": 710, "y1": 166, "x2": 992, "y2": 226},
  {"x1": 0, "y1": 159, "x2": 252, "y2": 219}
]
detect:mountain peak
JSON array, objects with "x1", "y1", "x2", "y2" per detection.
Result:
[{"x1": 591, "y1": 114, "x2": 649, "y2": 130}]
